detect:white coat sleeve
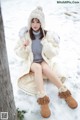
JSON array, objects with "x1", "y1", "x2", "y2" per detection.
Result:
[
  {"x1": 42, "y1": 32, "x2": 60, "y2": 59},
  {"x1": 14, "y1": 38, "x2": 31, "y2": 59},
  {"x1": 48, "y1": 32, "x2": 60, "y2": 56}
]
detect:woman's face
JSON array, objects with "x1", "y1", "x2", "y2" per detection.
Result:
[{"x1": 31, "y1": 18, "x2": 41, "y2": 31}]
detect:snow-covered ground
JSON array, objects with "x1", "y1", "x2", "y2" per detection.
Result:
[{"x1": 1, "y1": 0, "x2": 80, "y2": 120}]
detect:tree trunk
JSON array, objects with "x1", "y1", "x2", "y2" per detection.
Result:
[{"x1": 0, "y1": 5, "x2": 17, "y2": 120}]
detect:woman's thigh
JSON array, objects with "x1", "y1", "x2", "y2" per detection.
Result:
[
  {"x1": 41, "y1": 61, "x2": 51, "y2": 74},
  {"x1": 30, "y1": 62, "x2": 42, "y2": 73}
]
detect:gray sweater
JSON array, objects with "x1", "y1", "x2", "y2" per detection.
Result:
[{"x1": 31, "y1": 31, "x2": 44, "y2": 63}]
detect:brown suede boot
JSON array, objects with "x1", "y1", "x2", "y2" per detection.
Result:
[
  {"x1": 59, "y1": 90, "x2": 78, "y2": 109},
  {"x1": 37, "y1": 95, "x2": 51, "y2": 118}
]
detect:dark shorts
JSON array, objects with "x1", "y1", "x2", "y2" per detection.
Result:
[{"x1": 33, "y1": 59, "x2": 44, "y2": 64}]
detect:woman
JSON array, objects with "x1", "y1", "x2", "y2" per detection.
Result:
[{"x1": 15, "y1": 6, "x2": 78, "y2": 118}]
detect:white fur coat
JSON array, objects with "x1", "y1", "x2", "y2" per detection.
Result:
[{"x1": 14, "y1": 30, "x2": 66, "y2": 95}]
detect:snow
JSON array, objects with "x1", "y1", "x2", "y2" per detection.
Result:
[{"x1": 1, "y1": 0, "x2": 80, "y2": 120}]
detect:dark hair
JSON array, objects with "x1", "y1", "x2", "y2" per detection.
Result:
[
  {"x1": 29, "y1": 18, "x2": 47, "y2": 40},
  {"x1": 29, "y1": 28, "x2": 47, "y2": 40}
]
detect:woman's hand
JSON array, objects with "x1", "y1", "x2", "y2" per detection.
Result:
[{"x1": 23, "y1": 40, "x2": 30, "y2": 47}]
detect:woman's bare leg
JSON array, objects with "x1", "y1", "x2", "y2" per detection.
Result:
[
  {"x1": 41, "y1": 61, "x2": 63, "y2": 89},
  {"x1": 30, "y1": 62, "x2": 51, "y2": 117},
  {"x1": 30, "y1": 62, "x2": 45, "y2": 93},
  {"x1": 40, "y1": 61, "x2": 78, "y2": 109}
]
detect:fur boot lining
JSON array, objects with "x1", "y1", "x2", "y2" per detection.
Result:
[
  {"x1": 59, "y1": 85, "x2": 68, "y2": 93},
  {"x1": 37, "y1": 91, "x2": 47, "y2": 98}
]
